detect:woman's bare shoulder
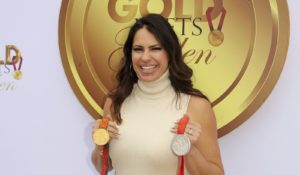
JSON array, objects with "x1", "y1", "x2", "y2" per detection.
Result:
[
  {"x1": 188, "y1": 96, "x2": 212, "y2": 112},
  {"x1": 188, "y1": 95, "x2": 215, "y2": 122}
]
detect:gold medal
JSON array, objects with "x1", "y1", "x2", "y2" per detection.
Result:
[
  {"x1": 93, "y1": 129, "x2": 110, "y2": 145},
  {"x1": 13, "y1": 70, "x2": 22, "y2": 80},
  {"x1": 93, "y1": 118, "x2": 110, "y2": 145},
  {"x1": 206, "y1": 7, "x2": 226, "y2": 47},
  {"x1": 208, "y1": 30, "x2": 224, "y2": 47},
  {"x1": 12, "y1": 56, "x2": 23, "y2": 80}
]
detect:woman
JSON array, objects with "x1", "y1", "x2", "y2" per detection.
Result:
[{"x1": 92, "y1": 14, "x2": 224, "y2": 175}]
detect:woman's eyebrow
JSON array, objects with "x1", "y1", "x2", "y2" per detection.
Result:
[
  {"x1": 149, "y1": 44, "x2": 161, "y2": 48},
  {"x1": 132, "y1": 44, "x2": 143, "y2": 47}
]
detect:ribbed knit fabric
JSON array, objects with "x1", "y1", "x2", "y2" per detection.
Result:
[{"x1": 109, "y1": 70, "x2": 190, "y2": 175}]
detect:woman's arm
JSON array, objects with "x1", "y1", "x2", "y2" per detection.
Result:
[
  {"x1": 91, "y1": 98, "x2": 114, "y2": 173},
  {"x1": 185, "y1": 96, "x2": 224, "y2": 175},
  {"x1": 91, "y1": 145, "x2": 104, "y2": 173}
]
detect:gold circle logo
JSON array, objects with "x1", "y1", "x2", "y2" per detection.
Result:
[{"x1": 59, "y1": 0, "x2": 290, "y2": 137}]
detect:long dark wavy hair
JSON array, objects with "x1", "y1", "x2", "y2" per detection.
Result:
[{"x1": 109, "y1": 14, "x2": 208, "y2": 124}]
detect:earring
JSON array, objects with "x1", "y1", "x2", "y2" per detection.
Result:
[{"x1": 129, "y1": 64, "x2": 133, "y2": 77}]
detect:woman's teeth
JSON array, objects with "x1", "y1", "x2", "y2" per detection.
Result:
[{"x1": 141, "y1": 65, "x2": 157, "y2": 73}]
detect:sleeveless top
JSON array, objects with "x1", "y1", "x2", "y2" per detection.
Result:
[{"x1": 109, "y1": 70, "x2": 191, "y2": 175}]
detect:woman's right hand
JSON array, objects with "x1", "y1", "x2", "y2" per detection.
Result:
[{"x1": 92, "y1": 114, "x2": 120, "y2": 140}]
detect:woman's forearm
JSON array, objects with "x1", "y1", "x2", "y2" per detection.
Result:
[
  {"x1": 185, "y1": 146, "x2": 224, "y2": 175},
  {"x1": 91, "y1": 146, "x2": 103, "y2": 173}
]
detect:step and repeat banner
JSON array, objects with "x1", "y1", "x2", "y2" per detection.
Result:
[{"x1": 1, "y1": 1, "x2": 299, "y2": 175}]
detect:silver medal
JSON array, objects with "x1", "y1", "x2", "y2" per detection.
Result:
[{"x1": 171, "y1": 134, "x2": 191, "y2": 156}]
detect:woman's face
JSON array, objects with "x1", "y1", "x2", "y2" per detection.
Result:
[{"x1": 131, "y1": 27, "x2": 169, "y2": 82}]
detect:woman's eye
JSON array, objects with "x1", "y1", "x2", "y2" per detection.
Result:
[
  {"x1": 133, "y1": 48, "x2": 143, "y2": 52},
  {"x1": 152, "y1": 47, "x2": 162, "y2": 51}
]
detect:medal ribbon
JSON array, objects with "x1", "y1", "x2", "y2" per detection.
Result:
[
  {"x1": 206, "y1": 7, "x2": 226, "y2": 32},
  {"x1": 12, "y1": 56, "x2": 23, "y2": 71},
  {"x1": 177, "y1": 115, "x2": 190, "y2": 175},
  {"x1": 99, "y1": 118, "x2": 109, "y2": 175}
]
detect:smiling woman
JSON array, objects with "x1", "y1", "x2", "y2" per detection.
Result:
[
  {"x1": 131, "y1": 27, "x2": 169, "y2": 82},
  {"x1": 91, "y1": 14, "x2": 224, "y2": 175}
]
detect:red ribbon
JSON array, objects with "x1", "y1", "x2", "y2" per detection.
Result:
[
  {"x1": 206, "y1": 7, "x2": 227, "y2": 32},
  {"x1": 100, "y1": 118, "x2": 110, "y2": 175},
  {"x1": 101, "y1": 144, "x2": 109, "y2": 175},
  {"x1": 177, "y1": 115, "x2": 190, "y2": 175},
  {"x1": 12, "y1": 56, "x2": 23, "y2": 71}
]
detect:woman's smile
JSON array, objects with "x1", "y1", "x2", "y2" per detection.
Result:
[{"x1": 132, "y1": 27, "x2": 169, "y2": 82}]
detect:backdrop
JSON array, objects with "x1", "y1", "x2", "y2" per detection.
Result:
[{"x1": 0, "y1": 0, "x2": 299, "y2": 175}]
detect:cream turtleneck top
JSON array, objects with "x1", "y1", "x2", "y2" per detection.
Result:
[{"x1": 109, "y1": 71, "x2": 190, "y2": 175}]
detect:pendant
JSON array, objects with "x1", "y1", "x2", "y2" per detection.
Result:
[
  {"x1": 208, "y1": 30, "x2": 224, "y2": 47},
  {"x1": 13, "y1": 70, "x2": 22, "y2": 80},
  {"x1": 12, "y1": 56, "x2": 23, "y2": 80},
  {"x1": 206, "y1": 7, "x2": 227, "y2": 47},
  {"x1": 171, "y1": 134, "x2": 191, "y2": 156},
  {"x1": 93, "y1": 128, "x2": 110, "y2": 146}
]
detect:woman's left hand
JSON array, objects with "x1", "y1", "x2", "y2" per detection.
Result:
[{"x1": 171, "y1": 118, "x2": 202, "y2": 146}]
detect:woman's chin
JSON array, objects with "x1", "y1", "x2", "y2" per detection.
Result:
[{"x1": 138, "y1": 73, "x2": 160, "y2": 82}]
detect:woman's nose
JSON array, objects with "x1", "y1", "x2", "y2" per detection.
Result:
[{"x1": 141, "y1": 50, "x2": 151, "y2": 62}]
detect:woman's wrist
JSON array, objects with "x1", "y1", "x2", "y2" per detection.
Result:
[{"x1": 94, "y1": 145, "x2": 104, "y2": 156}]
